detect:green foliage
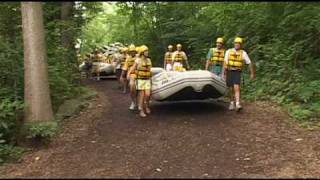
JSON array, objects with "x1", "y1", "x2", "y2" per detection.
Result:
[
  {"x1": 0, "y1": 145, "x2": 24, "y2": 164},
  {"x1": 0, "y1": 2, "x2": 104, "y2": 163},
  {"x1": 0, "y1": 133, "x2": 24, "y2": 164},
  {"x1": 0, "y1": 99, "x2": 24, "y2": 143},
  {"x1": 24, "y1": 121, "x2": 58, "y2": 139}
]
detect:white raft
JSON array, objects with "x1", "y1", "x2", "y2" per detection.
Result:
[{"x1": 151, "y1": 70, "x2": 227, "y2": 101}]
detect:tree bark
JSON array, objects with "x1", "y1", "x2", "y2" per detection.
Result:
[
  {"x1": 21, "y1": 2, "x2": 54, "y2": 123},
  {"x1": 132, "y1": 2, "x2": 138, "y2": 39},
  {"x1": 61, "y1": 1, "x2": 74, "y2": 51}
]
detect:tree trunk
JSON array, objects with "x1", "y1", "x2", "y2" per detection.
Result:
[
  {"x1": 132, "y1": 2, "x2": 138, "y2": 40},
  {"x1": 61, "y1": 1, "x2": 74, "y2": 51},
  {"x1": 21, "y1": 2, "x2": 54, "y2": 123}
]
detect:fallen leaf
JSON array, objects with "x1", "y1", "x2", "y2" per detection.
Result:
[
  {"x1": 156, "y1": 168, "x2": 162, "y2": 172},
  {"x1": 295, "y1": 138, "x2": 303, "y2": 142},
  {"x1": 244, "y1": 157, "x2": 251, "y2": 161}
]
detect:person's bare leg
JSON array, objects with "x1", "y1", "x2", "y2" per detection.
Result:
[
  {"x1": 130, "y1": 79, "x2": 136, "y2": 105},
  {"x1": 122, "y1": 78, "x2": 127, "y2": 93},
  {"x1": 129, "y1": 77, "x2": 136, "y2": 110},
  {"x1": 97, "y1": 72, "x2": 100, "y2": 81},
  {"x1": 138, "y1": 91, "x2": 144, "y2": 110},
  {"x1": 117, "y1": 71, "x2": 121, "y2": 89},
  {"x1": 138, "y1": 91, "x2": 146, "y2": 117},
  {"x1": 121, "y1": 70, "x2": 127, "y2": 93},
  {"x1": 144, "y1": 89, "x2": 151, "y2": 114},
  {"x1": 229, "y1": 86, "x2": 235, "y2": 110},
  {"x1": 234, "y1": 84, "x2": 242, "y2": 111}
]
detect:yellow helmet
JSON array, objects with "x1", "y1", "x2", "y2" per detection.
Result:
[
  {"x1": 138, "y1": 45, "x2": 149, "y2": 54},
  {"x1": 234, "y1": 37, "x2": 243, "y2": 44},
  {"x1": 168, "y1": 45, "x2": 173, "y2": 49},
  {"x1": 135, "y1": 46, "x2": 141, "y2": 53},
  {"x1": 177, "y1": 44, "x2": 182, "y2": 48},
  {"x1": 128, "y1": 44, "x2": 136, "y2": 52},
  {"x1": 120, "y1": 47, "x2": 128, "y2": 53},
  {"x1": 216, "y1": 37, "x2": 224, "y2": 43}
]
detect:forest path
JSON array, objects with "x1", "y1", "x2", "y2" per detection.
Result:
[{"x1": 1, "y1": 79, "x2": 320, "y2": 178}]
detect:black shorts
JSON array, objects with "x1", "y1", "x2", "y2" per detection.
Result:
[
  {"x1": 115, "y1": 69, "x2": 122, "y2": 78},
  {"x1": 226, "y1": 70, "x2": 242, "y2": 87}
]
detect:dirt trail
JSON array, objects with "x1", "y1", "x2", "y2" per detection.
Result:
[{"x1": 1, "y1": 79, "x2": 320, "y2": 178}]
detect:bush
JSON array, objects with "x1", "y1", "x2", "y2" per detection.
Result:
[
  {"x1": 0, "y1": 99, "x2": 24, "y2": 142},
  {"x1": 23, "y1": 121, "x2": 58, "y2": 140},
  {"x1": 0, "y1": 133, "x2": 24, "y2": 164}
]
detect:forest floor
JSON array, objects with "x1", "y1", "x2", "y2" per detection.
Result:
[{"x1": 1, "y1": 79, "x2": 320, "y2": 178}]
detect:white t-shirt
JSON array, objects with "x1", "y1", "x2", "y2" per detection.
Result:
[{"x1": 224, "y1": 48, "x2": 251, "y2": 65}]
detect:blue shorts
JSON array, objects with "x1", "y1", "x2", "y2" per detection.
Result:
[{"x1": 210, "y1": 64, "x2": 223, "y2": 76}]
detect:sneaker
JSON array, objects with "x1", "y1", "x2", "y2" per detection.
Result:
[
  {"x1": 129, "y1": 102, "x2": 136, "y2": 110},
  {"x1": 235, "y1": 103, "x2": 242, "y2": 112},
  {"x1": 139, "y1": 111, "x2": 147, "y2": 118},
  {"x1": 229, "y1": 102, "x2": 235, "y2": 111},
  {"x1": 145, "y1": 107, "x2": 151, "y2": 114}
]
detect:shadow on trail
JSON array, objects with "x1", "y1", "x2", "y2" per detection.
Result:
[{"x1": 151, "y1": 100, "x2": 228, "y2": 116}]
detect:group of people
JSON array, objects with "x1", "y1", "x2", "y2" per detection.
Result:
[
  {"x1": 81, "y1": 47, "x2": 116, "y2": 80},
  {"x1": 113, "y1": 44, "x2": 154, "y2": 118},
  {"x1": 113, "y1": 43, "x2": 196, "y2": 118},
  {"x1": 204, "y1": 37, "x2": 255, "y2": 111},
  {"x1": 163, "y1": 44, "x2": 190, "y2": 72},
  {"x1": 162, "y1": 37, "x2": 255, "y2": 111},
  {"x1": 84, "y1": 36, "x2": 256, "y2": 117}
]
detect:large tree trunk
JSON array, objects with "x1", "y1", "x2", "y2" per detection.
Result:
[{"x1": 21, "y1": 2, "x2": 54, "y2": 123}]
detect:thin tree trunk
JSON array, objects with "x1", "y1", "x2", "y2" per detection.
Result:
[
  {"x1": 132, "y1": 2, "x2": 138, "y2": 40},
  {"x1": 61, "y1": 2, "x2": 74, "y2": 51},
  {"x1": 21, "y1": 2, "x2": 54, "y2": 123},
  {"x1": 156, "y1": 2, "x2": 165, "y2": 49}
]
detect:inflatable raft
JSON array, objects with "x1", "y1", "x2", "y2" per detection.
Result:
[
  {"x1": 151, "y1": 70, "x2": 227, "y2": 101},
  {"x1": 79, "y1": 62, "x2": 115, "y2": 76}
]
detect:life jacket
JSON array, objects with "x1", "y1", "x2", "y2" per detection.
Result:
[
  {"x1": 173, "y1": 51, "x2": 184, "y2": 62},
  {"x1": 92, "y1": 54, "x2": 100, "y2": 62},
  {"x1": 165, "y1": 52, "x2": 173, "y2": 64},
  {"x1": 106, "y1": 55, "x2": 113, "y2": 64},
  {"x1": 136, "y1": 57, "x2": 152, "y2": 79},
  {"x1": 226, "y1": 49, "x2": 244, "y2": 70},
  {"x1": 126, "y1": 55, "x2": 136, "y2": 68},
  {"x1": 210, "y1": 48, "x2": 225, "y2": 63},
  {"x1": 120, "y1": 54, "x2": 126, "y2": 67}
]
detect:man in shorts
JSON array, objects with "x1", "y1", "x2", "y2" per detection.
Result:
[{"x1": 223, "y1": 37, "x2": 255, "y2": 111}]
